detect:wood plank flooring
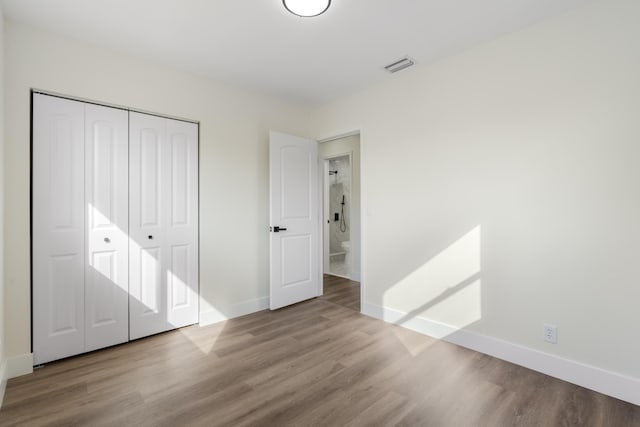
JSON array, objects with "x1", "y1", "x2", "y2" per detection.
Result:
[
  {"x1": 320, "y1": 274, "x2": 361, "y2": 311},
  {"x1": 1, "y1": 277, "x2": 639, "y2": 426}
]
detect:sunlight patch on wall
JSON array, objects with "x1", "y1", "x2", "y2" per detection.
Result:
[{"x1": 383, "y1": 226, "x2": 482, "y2": 331}]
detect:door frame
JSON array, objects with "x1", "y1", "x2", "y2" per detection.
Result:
[{"x1": 317, "y1": 129, "x2": 364, "y2": 313}]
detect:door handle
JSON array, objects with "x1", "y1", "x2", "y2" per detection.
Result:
[
  {"x1": 104, "y1": 237, "x2": 111, "y2": 243},
  {"x1": 271, "y1": 226, "x2": 287, "y2": 233}
]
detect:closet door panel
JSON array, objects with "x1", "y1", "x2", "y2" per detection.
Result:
[
  {"x1": 33, "y1": 94, "x2": 86, "y2": 365},
  {"x1": 129, "y1": 112, "x2": 168, "y2": 339},
  {"x1": 165, "y1": 119, "x2": 199, "y2": 328},
  {"x1": 84, "y1": 104, "x2": 130, "y2": 352},
  {"x1": 129, "y1": 113, "x2": 198, "y2": 339}
]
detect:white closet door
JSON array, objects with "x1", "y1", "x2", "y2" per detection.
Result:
[
  {"x1": 84, "y1": 104, "x2": 130, "y2": 352},
  {"x1": 129, "y1": 113, "x2": 166, "y2": 339},
  {"x1": 129, "y1": 112, "x2": 198, "y2": 339},
  {"x1": 33, "y1": 94, "x2": 86, "y2": 364},
  {"x1": 165, "y1": 118, "x2": 199, "y2": 329}
]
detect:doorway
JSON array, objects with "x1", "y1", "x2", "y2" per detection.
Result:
[
  {"x1": 324, "y1": 154, "x2": 351, "y2": 278},
  {"x1": 320, "y1": 134, "x2": 361, "y2": 309},
  {"x1": 268, "y1": 130, "x2": 362, "y2": 312}
]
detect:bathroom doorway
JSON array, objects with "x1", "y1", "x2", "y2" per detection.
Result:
[
  {"x1": 320, "y1": 134, "x2": 361, "y2": 301},
  {"x1": 324, "y1": 154, "x2": 351, "y2": 277}
]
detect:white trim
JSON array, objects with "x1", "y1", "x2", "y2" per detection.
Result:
[
  {"x1": 5, "y1": 353, "x2": 34, "y2": 379},
  {"x1": 322, "y1": 159, "x2": 330, "y2": 274},
  {"x1": 32, "y1": 89, "x2": 199, "y2": 124},
  {"x1": 0, "y1": 360, "x2": 6, "y2": 407},
  {"x1": 318, "y1": 130, "x2": 360, "y2": 144},
  {"x1": 349, "y1": 271, "x2": 361, "y2": 282},
  {"x1": 316, "y1": 128, "x2": 365, "y2": 314},
  {"x1": 199, "y1": 297, "x2": 270, "y2": 326},
  {"x1": 362, "y1": 302, "x2": 640, "y2": 406},
  {"x1": 358, "y1": 129, "x2": 365, "y2": 314}
]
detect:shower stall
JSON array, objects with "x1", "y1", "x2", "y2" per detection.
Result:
[{"x1": 324, "y1": 155, "x2": 351, "y2": 278}]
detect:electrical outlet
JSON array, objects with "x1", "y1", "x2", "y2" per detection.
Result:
[{"x1": 543, "y1": 324, "x2": 557, "y2": 344}]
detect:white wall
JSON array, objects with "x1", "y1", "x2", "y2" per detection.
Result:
[
  {"x1": 319, "y1": 135, "x2": 361, "y2": 281},
  {"x1": 0, "y1": 2, "x2": 7, "y2": 406},
  {"x1": 5, "y1": 0, "x2": 640, "y2": 407},
  {"x1": 312, "y1": 0, "x2": 640, "y2": 403},
  {"x1": 3, "y1": 20, "x2": 314, "y2": 367}
]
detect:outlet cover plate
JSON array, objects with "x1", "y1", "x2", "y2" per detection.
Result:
[{"x1": 544, "y1": 324, "x2": 557, "y2": 344}]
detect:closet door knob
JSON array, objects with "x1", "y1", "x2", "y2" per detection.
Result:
[
  {"x1": 104, "y1": 237, "x2": 111, "y2": 243},
  {"x1": 148, "y1": 235, "x2": 153, "y2": 240}
]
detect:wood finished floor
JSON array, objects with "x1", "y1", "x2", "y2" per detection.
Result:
[
  {"x1": 320, "y1": 273, "x2": 361, "y2": 311},
  {"x1": 2, "y1": 276, "x2": 639, "y2": 426}
]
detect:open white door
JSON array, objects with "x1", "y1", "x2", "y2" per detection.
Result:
[{"x1": 269, "y1": 131, "x2": 320, "y2": 310}]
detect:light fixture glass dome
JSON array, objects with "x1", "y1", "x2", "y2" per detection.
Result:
[{"x1": 283, "y1": 0, "x2": 331, "y2": 17}]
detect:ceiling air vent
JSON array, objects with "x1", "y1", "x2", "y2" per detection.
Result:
[{"x1": 384, "y1": 56, "x2": 415, "y2": 74}]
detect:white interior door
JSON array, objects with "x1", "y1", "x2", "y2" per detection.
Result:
[
  {"x1": 129, "y1": 112, "x2": 199, "y2": 339},
  {"x1": 165, "y1": 118, "x2": 199, "y2": 328},
  {"x1": 84, "y1": 104, "x2": 129, "y2": 352},
  {"x1": 269, "y1": 131, "x2": 320, "y2": 310},
  {"x1": 129, "y1": 112, "x2": 165, "y2": 339},
  {"x1": 33, "y1": 94, "x2": 86, "y2": 364}
]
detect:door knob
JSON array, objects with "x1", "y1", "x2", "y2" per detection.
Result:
[
  {"x1": 272, "y1": 226, "x2": 287, "y2": 233},
  {"x1": 104, "y1": 237, "x2": 111, "y2": 243},
  {"x1": 148, "y1": 235, "x2": 153, "y2": 240}
]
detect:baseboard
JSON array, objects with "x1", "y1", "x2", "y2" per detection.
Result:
[
  {"x1": 5, "y1": 353, "x2": 34, "y2": 380},
  {"x1": 362, "y1": 302, "x2": 640, "y2": 407},
  {"x1": 1, "y1": 353, "x2": 34, "y2": 407},
  {"x1": 0, "y1": 359, "x2": 6, "y2": 408},
  {"x1": 199, "y1": 297, "x2": 270, "y2": 326}
]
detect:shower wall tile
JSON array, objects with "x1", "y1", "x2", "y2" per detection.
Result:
[{"x1": 329, "y1": 156, "x2": 351, "y2": 254}]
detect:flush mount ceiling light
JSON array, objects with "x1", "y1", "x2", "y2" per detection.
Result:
[{"x1": 283, "y1": 0, "x2": 331, "y2": 17}]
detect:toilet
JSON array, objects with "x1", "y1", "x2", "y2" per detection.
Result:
[{"x1": 341, "y1": 241, "x2": 351, "y2": 266}]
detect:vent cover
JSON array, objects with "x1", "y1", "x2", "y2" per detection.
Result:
[{"x1": 384, "y1": 56, "x2": 415, "y2": 73}]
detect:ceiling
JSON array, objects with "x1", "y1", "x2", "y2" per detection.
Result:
[{"x1": 1, "y1": 0, "x2": 592, "y2": 105}]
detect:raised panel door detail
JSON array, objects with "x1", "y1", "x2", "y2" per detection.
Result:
[
  {"x1": 280, "y1": 147, "x2": 310, "y2": 220},
  {"x1": 50, "y1": 116, "x2": 75, "y2": 230},
  {"x1": 171, "y1": 134, "x2": 189, "y2": 226},
  {"x1": 91, "y1": 122, "x2": 115, "y2": 228},
  {"x1": 141, "y1": 129, "x2": 161, "y2": 228},
  {"x1": 49, "y1": 254, "x2": 80, "y2": 335},
  {"x1": 169, "y1": 244, "x2": 189, "y2": 309},
  {"x1": 90, "y1": 251, "x2": 117, "y2": 327},
  {"x1": 140, "y1": 247, "x2": 161, "y2": 315},
  {"x1": 281, "y1": 235, "x2": 312, "y2": 287}
]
